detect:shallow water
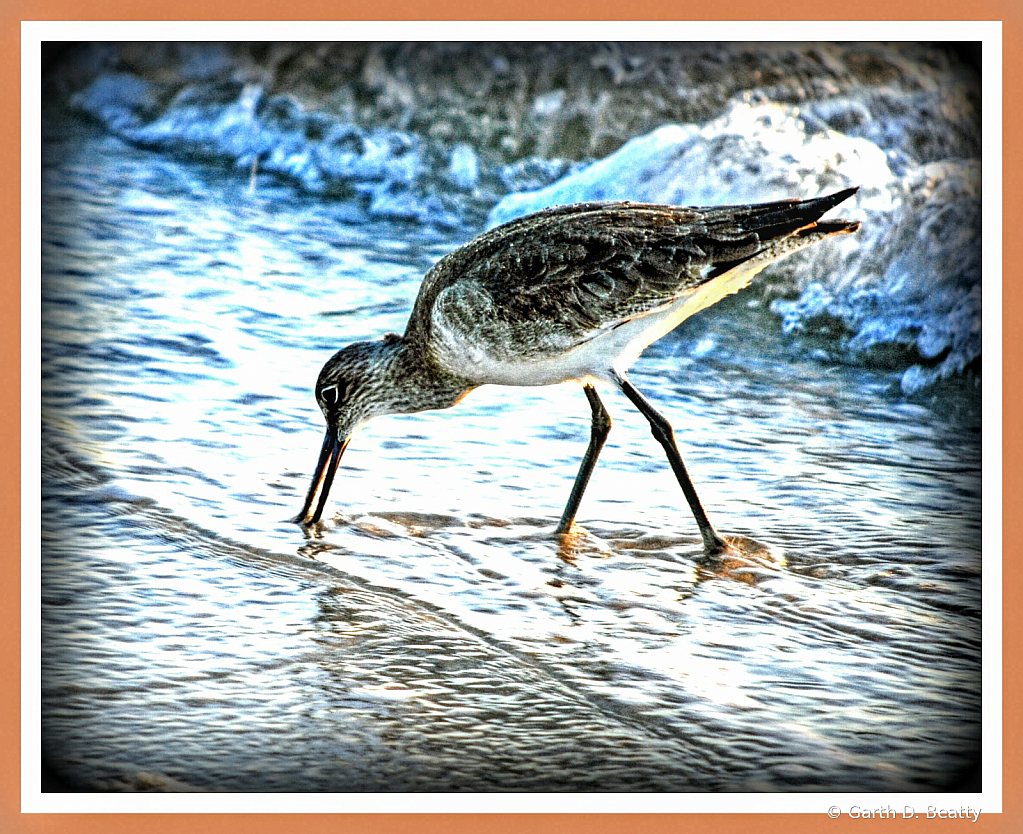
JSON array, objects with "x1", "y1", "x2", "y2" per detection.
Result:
[{"x1": 40, "y1": 114, "x2": 981, "y2": 792}]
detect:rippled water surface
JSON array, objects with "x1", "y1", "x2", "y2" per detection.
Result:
[{"x1": 40, "y1": 115, "x2": 982, "y2": 793}]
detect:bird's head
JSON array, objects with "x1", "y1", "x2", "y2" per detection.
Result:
[
  {"x1": 293, "y1": 336, "x2": 402, "y2": 526},
  {"x1": 292, "y1": 333, "x2": 471, "y2": 526}
]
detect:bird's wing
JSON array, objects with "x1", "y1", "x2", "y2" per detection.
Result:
[{"x1": 406, "y1": 192, "x2": 858, "y2": 359}]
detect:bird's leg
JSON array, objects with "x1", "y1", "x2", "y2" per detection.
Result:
[
  {"x1": 615, "y1": 373, "x2": 728, "y2": 555},
  {"x1": 555, "y1": 383, "x2": 613, "y2": 534}
]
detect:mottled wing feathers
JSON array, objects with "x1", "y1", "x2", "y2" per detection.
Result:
[{"x1": 405, "y1": 190, "x2": 858, "y2": 355}]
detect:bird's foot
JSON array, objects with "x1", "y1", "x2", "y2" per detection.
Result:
[{"x1": 697, "y1": 533, "x2": 787, "y2": 584}]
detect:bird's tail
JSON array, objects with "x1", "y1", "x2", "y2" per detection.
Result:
[
  {"x1": 705, "y1": 187, "x2": 860, "y2": 241},
  {"x1": 702, "y1": 188, "x2": 860, "y2": 282}
]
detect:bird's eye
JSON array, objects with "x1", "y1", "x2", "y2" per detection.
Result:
[{"x1": 320, "y1": 384, "x2": 340, "y2": 405}]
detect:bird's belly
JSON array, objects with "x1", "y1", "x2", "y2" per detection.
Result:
[
  {"x1": 434, "y1": 331, "x2": 614, "y2": 387},
  {"x1": 431, "y1": 303, "x2": 688, "y2": 388}
]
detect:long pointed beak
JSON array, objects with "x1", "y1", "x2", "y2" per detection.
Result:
[{"x1": 293, "y1": 429, "x2": 349, "y2": 525}]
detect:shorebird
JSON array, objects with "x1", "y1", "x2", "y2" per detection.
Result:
[{"x1": 294, "y1": 188, "x2": 860, "y2": 554}]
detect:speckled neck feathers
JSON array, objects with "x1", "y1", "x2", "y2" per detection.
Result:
[{"x1": 317, "y1": 335, "x2": 473, "y2": 429}]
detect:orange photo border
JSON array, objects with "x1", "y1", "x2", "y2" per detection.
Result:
[{"x1": 8, "y1": 3, "x2": 1019, "y2": 832}]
